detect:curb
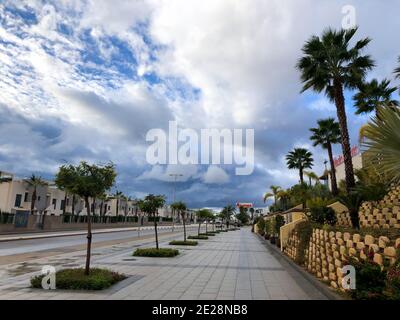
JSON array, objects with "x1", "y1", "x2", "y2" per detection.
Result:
[{"x1": 255, "y1": 233, "x2": 344, "y2": 300}]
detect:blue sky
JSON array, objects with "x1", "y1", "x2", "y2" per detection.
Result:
[{"x1": 0, "y1": 0, "x2": 399, "y2": 209}]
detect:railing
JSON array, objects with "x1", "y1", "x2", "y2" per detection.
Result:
[{"x1": 61, "y1": 215, "x2": 138, "y2": 224}]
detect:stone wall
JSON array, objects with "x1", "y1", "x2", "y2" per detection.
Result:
[
  {"x1": 359, "y1": 186, "x2": 400, "y2": 229},
  {"x1": 283, "y1": 227, "x2": 400, "y2": 290}
]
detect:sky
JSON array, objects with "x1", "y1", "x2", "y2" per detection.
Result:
[{"x1": 0, "y1": 0, "x2": 399, "y2": 209}]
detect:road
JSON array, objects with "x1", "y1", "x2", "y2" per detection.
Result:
[{"x1": 0, "y1": 225, "x2": 204, "y2": 264}]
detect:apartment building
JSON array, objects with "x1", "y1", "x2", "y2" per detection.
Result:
[{"x1": 0, "y1": 171, "x2": 138, "y2": 217}]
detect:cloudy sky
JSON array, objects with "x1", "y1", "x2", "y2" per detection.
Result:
[{"x1": 0, "y1": 0, "x2": 399, "y2": 209}]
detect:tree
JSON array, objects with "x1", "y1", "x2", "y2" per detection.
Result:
[
  {"x1": 55, "y1": 162, "x2": 116, "y2": 275},
  {"x1": 297, "y1": 27, "x2": 374, "y2": 193},
  {"x1": 114, "y1": 190, "x2": 124, "y2": 216},
  {"x1": 353, "y1": 79, "x2": 398, "y2": 116},
  {"x1": 236, "y1": 207, "x2": 249, "y2": 224},
  {"x1": 138, "y1": 194, "x2": 166, "y2": 249},
  {"x1": 220, "y1": 205, "x2": 235, "y2": 229},
  {"x1": 286, "y1": 148, "x2": 314, "y2": 184},
  {"x1": 304, "y1": 171, "x2": 320, "y2": 186},
  {"x1": 249, "y1": 207, "x2": 255, "y2": 222},
  {"x1": 394, "y1": 56, "x2": 400, "y2": 80},
  {"x1": 26, "y1": 175, "x2": 47, "y2": 215},
  {"x1": 196, "y1": 208, "x2": 213, "y2": 235},
  {"x1": 362, "y1": 105, "x2": 400, "y2": 183},
  {"x1": 263, "y1": 185, "x2": 281, "y2": 205},
  {"x1": 171, "y1": 201, "x2": 188, "y2": 241},
  {"x1": 309, "y1": 118, "x2": 341, "y2": 195}
]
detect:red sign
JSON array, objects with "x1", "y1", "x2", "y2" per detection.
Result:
[
  {"x1": 236, "y1": 202, "x2": 253, "y2": 208},
  {"x1": 333, "y1": 146, "x2": 359, "y2": 168}
]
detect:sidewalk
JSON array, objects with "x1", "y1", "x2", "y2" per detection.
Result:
[
  {"x1": 0, "y1": 227, "x2": 331, "y2": 300},
  {"x1": 0, "y1": 224, "x2": 194, "y2": 242}
]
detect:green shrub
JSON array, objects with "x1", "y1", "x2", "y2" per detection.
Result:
[
  {"x1": 188, "y1": 235, "x2": 208, "y2": 240},
  {"x1": 348, "y1": 257, "x2": 387, "y2": 300},
  {"x1": 309, "y1": 206, "x2": 337, "y2": 226},
  {"x1": 169, "y1": 240, "x2": 198, "y2": 246},
  {"x1": 133, "y1": 248, "x2": 179, "y2": 257},
  {"x1": 294, "y1": 221, "x2": 313, "y2": 265},
  {"x1": 274, "y1": 215, "x2": 285, "y2": 234},
  {"x1": 30, "y1": 268, "x2": 126, "y2": 290}
]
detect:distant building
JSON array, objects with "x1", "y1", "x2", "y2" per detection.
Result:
[{"x1": 327, "y1": 145, "x2": 363, "y2": 190}]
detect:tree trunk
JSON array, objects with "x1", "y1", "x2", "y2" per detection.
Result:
[
  {"x1": 205, "y1": 220, "x2": 208, "y2": 233},
  {"x1": 31, "y1": 188, "x2": 36, "y2": 215},
  {"x1": 116, "y1": 199, "x2": 119, "y2": 216},
  {"x1": 72, "y1": 194, "x2": 75, "y2": 216},
  {"x1": 85, "y1": 196, "x2": 92, "y2": 275},
  {"x1": 154, "y1": 214, "x2": 159, "y2": 249},
  {"x1": 100, "y1": 200, "x2": 103, "y2": 216},
  {"x1": 299, "y1": 168, "x2": 304, "y2": 184},
  {"x1": 63, "y1": 192, "x2": 67, "y2": 215},
  {"x1": 183, "y1": 212, "x2": 187, "y2": 242},
  {"x1": 198, "y1": 221, "x2": 201, "y2": 236},
  {"x1": 333, "y1": 79, "x2": 355, "y2": 193},
  {"x1": 327, "y1": 141, "x2": 339, "y2": 196}
]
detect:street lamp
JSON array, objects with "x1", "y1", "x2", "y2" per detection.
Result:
[{"x1": 169, "y1": 173, "x2": 183, "y2": 232}]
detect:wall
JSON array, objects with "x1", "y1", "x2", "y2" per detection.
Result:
[
  {"x1": 284, "y1": 227, "x2": 400, "y2": 290},
  {"x1": 0, "y1": 215, "x2": 173, "y2": 234}
]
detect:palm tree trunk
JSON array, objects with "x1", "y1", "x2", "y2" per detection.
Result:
[
  {"x1": 31, "y1": 188, "x2": 36, "y2": 215},
  {"x1": 63, "y1": 192, "x2": 67, "y2": 215},
  {"x1": 299, "y1": 168, "x2": 304, "y2": 184},
  {"x1": 116, "y1": 199, "x2": 119, "y2": 216},
  {"x1": 84, "y1": 196, "x2": 92, "y2": 275},
  {"x1": 327, "y1": 141, "x2": 339, "y2": 196},
  {"x1": 198, "y1": 221, "x2": 201, "y2": 236},
  {"x1": 183, "y1": 213, "x2": 187, "y2": 242},
  {"x1": 205, "y1": 220, "x2": 208, "y2": 233},
  {"x1": 72, "y1": 194, "x2": 75, "y2": 216},
  {"x1": 154, "y1": 214, "x2": 159, "y2": 249},
  {"x1": 333, "y1": 79, "x2": 356, "y2": 192}
]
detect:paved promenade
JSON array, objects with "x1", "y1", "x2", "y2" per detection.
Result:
[{"x1": 0, "y1": 228, "x2": 329, "y2": 300}]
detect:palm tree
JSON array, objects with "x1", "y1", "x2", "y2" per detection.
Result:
[
  {"x1": 309, "y1": 118, "x2": 341, "y2": 195},
  {"x1": 26, "y1": 175, "x2": 47, "y2": 215},
  {"x1": 362, "y1": 105, "x2": 400, "y2": 183},
  {"x1": 297, "y1": 27, "x2": 375, "y2": 193},
  {"x1": 171, "y1": 201, "x2": 188, "y2": 241},
  {"x1": 286, "y1": 148, "x2": 314, "y2": 184},
  {"x1": 277, "y1": 189, "x2": 291, "y2": 211},
  {"x1": 395, "y1": 56, "x2": 400, "y2": 80},
  {"x1": 353, "y1": 79, "x2": 398, "y2": 116},
  {"x1": 220, "y1": 205, "x2": 235, "y2": 229},
  {"x1": 114, "y1": 190, "x2": 124, "y2": 216},
  {"x1": 263, "y1": 185, "x2": 281, "y2": 205},
  {"x1": 304, "y1": 171, "x2": 320, "y2": 186}
]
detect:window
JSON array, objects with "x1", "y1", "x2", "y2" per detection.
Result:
[
  {"x1": 15, "y1": 194, "x2": 22, "y2": 207},
  {"x1": 24, "y1": 192, "x2": 29, "y2": 202},
  {"x1": 52, "y1": 199, "x2": 57, "y2": 210},
  {"x1": 60, "y1": 199, "x2": 65, "y2": 211}
]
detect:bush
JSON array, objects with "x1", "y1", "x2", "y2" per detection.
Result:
[
  {"x1": 30, "y1": 268, "x2": 126, "y2": 290},
  {"x1": 256, "y1": 218, "x2": 265, "y2": 235},
  {"x1": 274, "y1": 215, "x2": 285, "y2": 234},
  {"x1": 169, "y1": 240, "x2": 198, "y2": 246},
  {"x1": 309, "y1": 206, "x2": 337, "y2": 226},
  {"x1": 348, "y1": 257, "x2": 387, "y2": 300},
  {"x1": 294, "y1": 221, "x2": 313, "y2": 265},
  {"x1": 188, "y1": 235, "x2": 208, "y2": 240},
  {"x1": 133, "y1": 248, "x2": 179, "y2": 257}
]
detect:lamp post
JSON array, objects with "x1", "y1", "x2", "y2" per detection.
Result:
[{"x1": 169, "y1": 173, "x2": 183, "y2": 232}]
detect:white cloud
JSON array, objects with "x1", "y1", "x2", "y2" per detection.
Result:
[{"x1": 203, "y1": 165, "x2": 229, "y2": 184}]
